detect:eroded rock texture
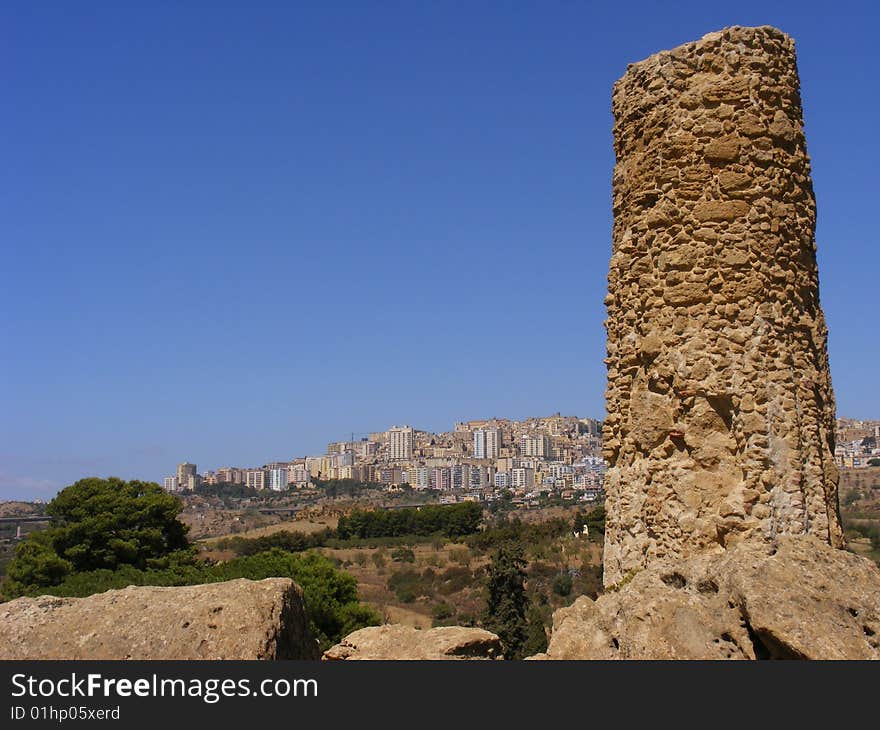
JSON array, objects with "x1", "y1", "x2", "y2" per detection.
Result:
[
  {"x1": 0, "y1": 578, "x2": 320, "y2": 660},
  {"x1": 534, "y1": 536, "x2": 880, "y2": 660},
  {"x1": 603, "y1": 26, "x2": 844, "y2": 586},
  {"x1": 323, "y1": 625, "x2": 503, "y2": 660}
]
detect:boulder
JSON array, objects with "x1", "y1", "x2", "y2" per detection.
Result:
[
  {"x1": 0, "y1": 578, "x2": 320, "y2": 660},
  {"x1": 323, "y1": 625, "x2": 502, "y2": 660},
  {"x1": 535, "y1": 536, "x2": 880, "y2": 660}
]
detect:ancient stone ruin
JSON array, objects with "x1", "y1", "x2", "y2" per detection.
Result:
[{"x1": 602, "y1": 25, "x2": 845, "y2": 586}]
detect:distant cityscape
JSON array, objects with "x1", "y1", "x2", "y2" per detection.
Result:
[
  {"x1": 162, "y1": 415, "x2": 880, "y2": 505},
  {"x1": 163, "y1": 414, "x2": 607, "y2": 504},
  {"x1": 834, "y1": 418, "x2": 880, "y2": 467}
]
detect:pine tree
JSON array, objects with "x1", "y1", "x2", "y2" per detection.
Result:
[{"x1": 483, "y1": 541, "x2": 529, "y2": 659}]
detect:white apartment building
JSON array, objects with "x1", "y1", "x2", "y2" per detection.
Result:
[
  {"x1": 268, "y1": 467, "x2": 289, "y2": 491},
  {"x1": 511, "y1": 467, "x2": 535, "y2": 489},
  {"x1": 163, "y1": 476, "x2": 179, "y2": 492},
  {"x1": 411, "y1": 466, "x2": 431, "y2": 489},
  {"x1": 388, "y1": 425, "x2": 414, "y2": 460},
  {"x1": 549, "y1": 463, "x2": 574, "y2": 479},
  {"x1": 473, "y1": 428, "x2": 501, "y2": 459}
]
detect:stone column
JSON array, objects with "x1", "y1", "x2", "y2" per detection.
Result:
[{"x1": 602, "y1": 26, "x2": 844, "y2": 587}]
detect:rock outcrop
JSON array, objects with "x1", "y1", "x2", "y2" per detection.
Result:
[
  {"x1": 602, "y1": 25, "x2": 843, "y2": 586},
  {"x1": 535, "y1": 536, "x2": 880, "y2": 660},
  {"x1": 0, "y1": 578, "x2": 320, "y2": 660},
  {"x1": 323, "y1": 625, "x2": 502, "y2": 660}
]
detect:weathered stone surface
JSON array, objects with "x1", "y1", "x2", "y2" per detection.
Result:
[
  {"x1": 323, "y1": 625, "x2": 502, "y2": 660},
  {"x1": 0, "y1": 578, "x2": 320, "y2": 660},
  {"x1": 603, "y1": 26, "x2": 843, "y2": 586},
  {"x1": 535, "y1": 536, "x2": 880, "y2": 660}
]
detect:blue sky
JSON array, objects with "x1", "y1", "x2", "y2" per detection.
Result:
[{"x1": 2, "y1": 1, "x2": 878, "y2": 499}]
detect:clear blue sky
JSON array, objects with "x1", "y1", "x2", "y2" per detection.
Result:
[{"x1": 2, "y1": 1, "x2": 878, "y2": 500}]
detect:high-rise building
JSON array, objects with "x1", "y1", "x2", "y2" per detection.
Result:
[
  {"x1": 163, "y1": 476, "x2": 179, "y2": 492},
  {"x1": 177, "y1": 462, "x2": 197, "y2": 485},
  {"x1": 388, "y1": 426, "x2": 414, "y2": 461},
  {"x1": 289, "y1": 465, "x2": 310, "y2": 486},
  {"x1": 411, "y1": 466, "x2": 431, "y2": 490},
  {"x1": 431, "y1": 467, "x2": 451, "y2": 491},
  {"x1": 451, "y1": 464, "x2": 471, "y2": 490},
  {"x1": 473, "y1": 428, "x2": 501, "y2": 459},
  {"x1": 268, "y1": 467, "x2": 289, "y2": 491},
  {"x1": 469, "y1": 466, "x2": 489, "y2": 490},
  {"x1": 511, "y1": 467, "x2": 535, "y2": 489},
  {"x1": 246, "y1": 469, "x2": 269, "y2": 490},
  {"x1": 520, "y1": 435, "x2": 551, "y2": 458}
]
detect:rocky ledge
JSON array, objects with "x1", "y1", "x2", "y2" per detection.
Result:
[
  {"x1": 531, "y1": 536, "x2": 880, "y2": 660},
  {"x1": 0, "y1": 578, "x2": 320, "y2": 660},
  {"x1": 323, "y1": 625, "x2": 502, "y2": 660}
]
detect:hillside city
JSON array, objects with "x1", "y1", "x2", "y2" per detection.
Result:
[
  {"x1": 161, "y1": 414, "x2": 880, "y2": 504},
  {"x1": 163, "y1": 414, "x2": 607, "y2": 505}
]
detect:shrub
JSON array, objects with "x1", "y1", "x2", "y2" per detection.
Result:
[
  {"x1": 437, "y1": 565, "x2": 472, "y2": 595},
  {"x1": 391, "y1": 547, "x2": 415, "y2": 563},
  {"x1": 387, "y1": 568, "x2": 428, "y2": 603},
  {"x1": 552, "y1": 572, "x2": 573, "y2": 597},
  {"x1": 432, "y1": 602, "x2": 455, "y2": 622},
  {"x1": 449, "y1": 548, "x2": 471, "y2": 566}
]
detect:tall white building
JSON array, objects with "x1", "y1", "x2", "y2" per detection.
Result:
[
  {"x1": 388, "y1": 426, "x2": 414, "y2": 461},
  {"x1": 473, "y1": 428, "x2": 501, "y2": 459},
  {"x1": 269, "y1": 467, "x2": 289, "y2": 491},
  {"x1": 163, "y1": 476, "x2": 179, "y2": 492},
  {"x1": 512, "y1": 467, "x2": 535, "y2": 489}
]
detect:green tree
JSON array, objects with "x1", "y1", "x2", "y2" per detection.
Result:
[
  {"x1": 48, "y1": 477, "x2": 190, "y2": 572},
  {"x1": 5, "y1": 477, "x2": 191, "y2": 594},
  {"x1": 522, "y1": 606, "x2": 549, "y2": 656},
  {"x1": 483, "y1": 542, "x2": 529, "y2": 659},
  {"x1": 4, "y1": 532, "x2": 72, "y2": 595}
]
